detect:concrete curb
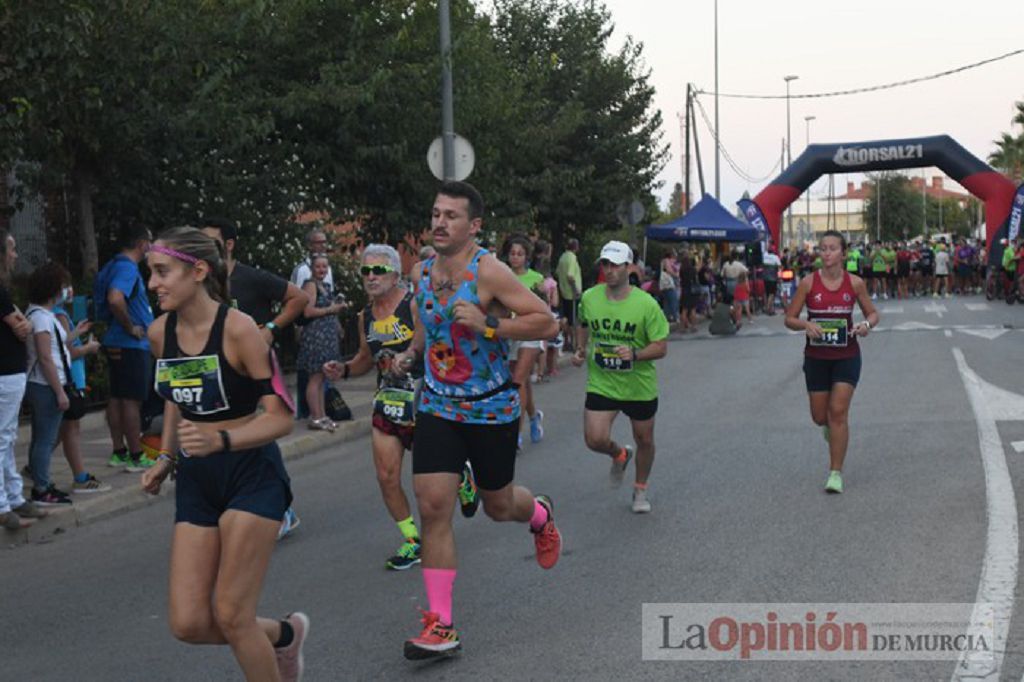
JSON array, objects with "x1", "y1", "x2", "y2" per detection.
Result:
[{"x1": 6, "y1": 415, "x2": 375, "y2": 547}]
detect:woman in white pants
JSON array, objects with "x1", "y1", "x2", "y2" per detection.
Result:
[{"x1": 0, "y1": 230, "x2": 45, "y2": 530}]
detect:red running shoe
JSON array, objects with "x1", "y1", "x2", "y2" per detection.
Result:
[
  {"x1": 531, "y1": 495, "x2": 561, "y2": 569},
  {"x1": 404, "y1": 610, "x2": 461, "y2": 660}
]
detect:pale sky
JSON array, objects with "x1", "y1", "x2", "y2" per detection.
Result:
[{"x1": 599, "y1": 0, "x2": 1024, "y2": 212}]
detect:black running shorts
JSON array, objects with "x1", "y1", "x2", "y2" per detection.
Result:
[
  {"x1": 412, "y1": 412, "x2": 518, "y2": 491},
  {"x1": 584, "y1": 392, "x2": 658, "y2": 421},
  {"x1": 803, "y1": 355, "x2": 862, "y2": 392}
]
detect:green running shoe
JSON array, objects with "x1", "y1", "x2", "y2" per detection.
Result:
[
  {"x1": 386, "y1": 538, "x2": 422, "y2": 571},
  {"x1": 107, "y1": 452, "x2": 131, "y2": 468},
  {"x1": 825, "y1": 470, "x2": 844, "y2": 494},
  {"x1": 458, "y1": 462, "x2": 479, "y2": 518}
]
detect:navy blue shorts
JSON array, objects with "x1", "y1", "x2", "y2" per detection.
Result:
[
  {"x1": 105, "y1": 347, "x2": 151, "y2": 402},
  {"x1": 175, "y1": 442, "x2": 292, "y2": 526},
  {"x1": 412, "y1": 412, "x2": 518, "y2": 491},
  {"x1": 803, "y1": 355, "x2": 862, "y2": 393}
]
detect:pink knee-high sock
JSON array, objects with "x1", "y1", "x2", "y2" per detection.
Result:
[
  {"x1": 423, "y1": 568, "x2": 456, "y2": 625},
  {"x1": 529, "y1": 499, "x2": 549, "y2": 532}
]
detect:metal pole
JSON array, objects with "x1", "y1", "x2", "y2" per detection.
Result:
[
  {"x1": 713, "y1": 0, "x2": 720, "y2": 199},
  {"x1": 784, "y1": 75, "x2": 798, "y2": 247},
  {"x1": 805, "y1": 115, "x2": 815, "y2": 237},
  {"x1": 684, "y1": 84, "x2": 692, "y2": 213},
  {"x1": 876, "y1": 175, "x2": 882, "y2": 242},
  {"x1": 439, "y1": 0, "x2": 455, "y2": 180},
  {"x1": 921, "y1": 168, "x2": 927, "y2": 237}
]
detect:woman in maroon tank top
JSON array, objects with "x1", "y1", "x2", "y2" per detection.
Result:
[{"x1": 785, "y1": 231, "x2": 879, "y2": 494}]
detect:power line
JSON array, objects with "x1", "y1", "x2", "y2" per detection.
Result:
[
  {"x1": 694, "y1": 48, "x2": 1024, "y2": 100},
  {"x1": 692, "y1": 96, "x2": 782, "y2": 183}
]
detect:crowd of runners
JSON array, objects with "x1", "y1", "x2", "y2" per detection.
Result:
[{"x1": 27, "y1": 179, "x2": 1020, "y2": 679}]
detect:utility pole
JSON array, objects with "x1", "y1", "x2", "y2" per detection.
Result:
[
  {"x1": 804, "y1": 115, "x2": 815, "y2": 238},
  {"x1": 684, "y1": 84, "x2": 692, "y2": 213},
  {"x1": 439, "y1": 0, "x2": 455, "y2": 180},
  {"x1": 784, "y1": 75, "x2": 798, "y2": 247},
  {"x1": 713, "y1": 0, "x2": 720, "y2": 199}
]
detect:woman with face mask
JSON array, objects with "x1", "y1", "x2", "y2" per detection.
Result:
[{"x1": 52, "y1": 284, "x2": 104, "y2": 493}]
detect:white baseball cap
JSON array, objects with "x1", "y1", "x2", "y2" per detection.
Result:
[{"x1": 599, "y1": 240, "x2": 633, "y2": 265}]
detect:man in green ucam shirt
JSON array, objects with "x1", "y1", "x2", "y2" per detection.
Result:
[{"x1": 572, "y1": 240, "x2": 669, "y2": 514}]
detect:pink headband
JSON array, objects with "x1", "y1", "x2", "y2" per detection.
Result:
[{"x1": 150, "y1": 244, "x2": 199, "y2": 264}]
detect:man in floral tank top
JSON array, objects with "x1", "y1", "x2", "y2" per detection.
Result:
[{"x1": 391, "y1": 181, "x2": 562, "y2": 660}]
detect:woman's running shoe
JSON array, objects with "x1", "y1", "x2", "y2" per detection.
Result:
[
  {"x1": 275, "y1": 612, "x2": 310, "y2": 682},
  {"x1": 825, "y1": 470, "x2": 844, "y2": 494},
  {"x1": 72, "y1": 474, "x2": 111, "y2": 494},
  {"x1": 404, "y1": 610, "x2": 461, "y2": 660},
  {"x1": 386, "y1": 538, "x2": 422, "y2": 571},
  {"x1": 31, "y1": 485, "x2": 72, "y2": 506},
  {"x1": 458, "y1": 463, "x2": 479, "y2": 518}
]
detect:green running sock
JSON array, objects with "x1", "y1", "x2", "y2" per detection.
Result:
[{"x1": 397, "y1": 516, "x2": 419, "y2": 540}]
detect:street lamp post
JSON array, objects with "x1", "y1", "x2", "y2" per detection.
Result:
[
  {"x1": 784, "y1": 75, "x2": 799, "y2": 247},
  {"x1": 805, "y1": 115, "x2": 815, "y2": 239}
]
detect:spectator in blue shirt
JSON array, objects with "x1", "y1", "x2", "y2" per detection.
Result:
[{"x1": 93, "y1": 225, "x2": 155, "y2": 472}]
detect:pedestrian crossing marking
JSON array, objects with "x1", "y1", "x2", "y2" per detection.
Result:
[{"x1": 965, "y1": 303, "x2": 991, "y2": 311}]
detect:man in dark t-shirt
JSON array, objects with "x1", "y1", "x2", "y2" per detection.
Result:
[{"x1": 200, "y1": 218, "x2": 308, "y2": 347}]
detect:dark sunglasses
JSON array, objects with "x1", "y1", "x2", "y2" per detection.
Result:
[{"x1": 360, "y1": 264, "x2": 396, "y2": 276}]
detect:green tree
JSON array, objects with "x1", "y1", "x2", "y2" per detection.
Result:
[
  {"x1": 490, "y1": 0, "x2": 668, "y2": 253},
  {"x1": 667, "y1": 182, "x2": 685, "y2": 218},
  {"x1": 988, "y1": 101, "x2": 1024, "y2": 182},
  {"x1": 863, "y1": 174, "x2": 922, "y2": 240}
]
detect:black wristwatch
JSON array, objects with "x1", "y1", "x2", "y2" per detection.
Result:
[{"x1": 484, "y1": 314, "x2": 500, "y2": 340}]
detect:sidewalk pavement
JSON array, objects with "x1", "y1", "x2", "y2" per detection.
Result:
[{"x1": 5, "y1": 371, "x2": 381, "y2": 546}]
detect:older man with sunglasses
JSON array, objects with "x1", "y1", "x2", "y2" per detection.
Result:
[{"x1": 323, "y1": 245, "x2": 480, "y2": 571}]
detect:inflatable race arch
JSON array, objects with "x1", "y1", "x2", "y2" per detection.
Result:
[{"x1": 744, "y1": 135, "x2": 1018, "y2": 264}]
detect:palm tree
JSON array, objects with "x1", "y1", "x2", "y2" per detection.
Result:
[{"x1": 989, "y1": 132, "x2": 1024, "y2": 182}]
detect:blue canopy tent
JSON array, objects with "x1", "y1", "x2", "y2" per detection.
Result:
[{"x1": 645, "y1": 193, "x2": 761, "y2": 243}]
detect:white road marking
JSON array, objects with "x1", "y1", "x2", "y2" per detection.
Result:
[
  {"x1": 966, "y1": 303, "x2": 991, "y2": 311},
  {"x1": 950, "y1": 349, "x2": 1021, "y2": 680},
  {"x1": 1012, "y1": 441, "x2": 1024, "y2": 454},
  {"x1": 945, "y1": 330, "x2": 953, "y2": 338},
  {"x1": 957, "y1": 329, "x2": 1010, "y2": 341},
  {"x1": 879, "y1": 305, "x2": 905, "y2": 314},
  {"x1": 893, "y1": 321, "x2": 941, "y2": 331},
  {"x1": 924, "y1": 302, "x2": 947, "y2": 318}
]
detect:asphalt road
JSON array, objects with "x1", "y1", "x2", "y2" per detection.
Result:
[{"x1": 4, "y1": 295, "x2": 1024, "y2": 681}]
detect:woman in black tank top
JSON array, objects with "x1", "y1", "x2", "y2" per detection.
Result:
[{"x1": 140, "y1": 227, "x2": 309, "y2": 679}]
